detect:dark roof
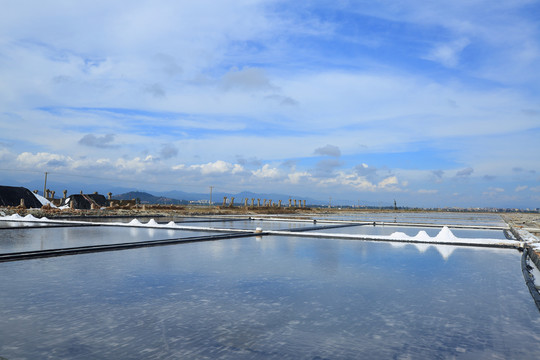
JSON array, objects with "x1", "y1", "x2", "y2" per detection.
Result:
[
  {"x1": 0, "y1": 185, "x2": 43, "y2": 208},
  {"x1": 63, "y1": 194, "x2": 109, "y2": 209}
]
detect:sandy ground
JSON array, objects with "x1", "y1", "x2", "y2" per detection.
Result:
[{"x1": 0, "y1": 205, "x2": 330, "y2": 219}]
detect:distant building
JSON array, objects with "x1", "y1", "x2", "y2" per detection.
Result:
[{"x1": 62, "y1": 193, "x2": 109, "y2": 210}]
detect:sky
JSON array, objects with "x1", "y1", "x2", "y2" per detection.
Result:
[{"x1": 1, "y1": 0, "x2": 540, "y2": 208}]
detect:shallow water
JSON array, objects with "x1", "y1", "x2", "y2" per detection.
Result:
[
  {"x1": 317, "y1": 212, "x2": 507, "y2": 227},
  {"x1": 1, "y1": 235, "x2": 539, "y2": 359},
  {"x1": 0, "y1": 226, "x2": 209, "y2": 253},
  {"x1": 314, "y1": 224, "x2": 508, "y2": 239}
]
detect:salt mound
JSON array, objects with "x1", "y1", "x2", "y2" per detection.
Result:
[
  {"x1": 34, "y1": 193, "x2": 57, "y2": 208},
  {"x1": 23, "y1": 214, "x2": 38, "y2": 221},
  {"x1": 389, "y1": 232, "x2": 410, "y2": 240},
  {"x1": 434, "y1": 226, "x2": 459, "y2": 242},
  {"x1": 147, "y1": 219, "x2": 159, "y2": 226},
  {"x1": 128, "y1": 219, "x2": 142, "y2": 225},
  {"x1": 414, "y1": 230, "x2": 432, "y2": 241},
  {"x1": 167, "y1": 221, "x2": 176, "y2": 227}
]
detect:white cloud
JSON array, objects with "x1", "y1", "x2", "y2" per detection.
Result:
[
  {"x1": 114, "y1": 156, "x2": 156, "y2": 173},
  {"x1": 252, "y1": 164, "x2": 282, "y2": 179},
  {"x1": 425, "y1": 38, "x2": 470, "y2": 67},
  {"x1": 319, "y1": 172, "x2": 376, "y2": 192},
  {"x1": 378, "y1": 176, "x2": 399, "y2": 188},
  {"x1": 515, "y1": 185, "x2": 528, "y2": 192},
  {"x1": 287, "y1": 171, "x2": 311, "y2": 185},
  {"x1": 16, "y1": 152, "x2": 72, "y2": 169},
  {"x1": 188, "y1": 160, "x2": 245, "y2": 175}
]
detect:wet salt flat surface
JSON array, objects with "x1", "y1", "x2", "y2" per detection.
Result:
[
  {"x1": 1, "y1": 235, "x2": 539, "y2": 359},
  {"x1": 0, "y1": 226, "x2": 209, "y2": 253},
  {"x1": 71, "y1": 217, "x2": 317, "y2": 231},
  {"x1": 318, "y1": 212, "x2": 507, "y2": 227},
  {"x1": 314, "y1": 224, "x2": 509, "y2": 240},
  {"x1": 181, "y1": 219, "x2": 318, "y2": 231}
]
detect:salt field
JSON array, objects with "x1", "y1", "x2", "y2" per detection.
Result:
[{"x1": 1, "y1": 212, "x2": 540, "y2": 359}]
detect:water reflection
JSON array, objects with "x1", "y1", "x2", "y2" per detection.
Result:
[
  {"x1": 0, "y1": 226, "x2": 211, "y2": 253},
  {"x1": 1, "y1": 236, "x2": 538, "y2": 359},
  {"x1": 390, "y1": 242, "x2": 458, "y2": 260},
  {"x1": 316, "y1": 224, "x2": 507, "y2": 240},
  {"x1": 318, "y1": 212, "x2": 507, "y2": 227}
]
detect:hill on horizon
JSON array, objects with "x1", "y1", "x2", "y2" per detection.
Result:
[
  {"x1": 112, "y1": 191, "x2": 188, "y2": 205},
  {"x1": 112, "y1": 189, "x2": 377, "y2": 207}
]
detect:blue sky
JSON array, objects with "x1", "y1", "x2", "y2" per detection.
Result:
[{"x1": 1, "y1": 0, "x2": 539, "y2": 208}]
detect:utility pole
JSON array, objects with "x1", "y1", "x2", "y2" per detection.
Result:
[
  {"x1": 43, "y1": 172, "x2": 48, "y2": 197},
  {"x1": 209, "y1": 186, "x2": 214, "y2": 206}
]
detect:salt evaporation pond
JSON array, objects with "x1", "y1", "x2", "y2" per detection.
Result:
[
  {"x1": 1, "y1": 233, "x2": 540, "y2": 359},
  {"x1": 317, "y1": 212, "x2": 507, "y2": 227},
  {"x1": 0, "y1": 225, "x2": 210, "y2": 253},
  {"x1": 314, "y1": 224, "x2": 509, "y2": 240}
]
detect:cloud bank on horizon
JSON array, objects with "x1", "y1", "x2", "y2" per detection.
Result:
[{"x1": 1, "y1": 0, "x2": 539, "y2": 208}]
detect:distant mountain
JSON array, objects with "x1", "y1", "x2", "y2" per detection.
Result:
[
  {"x1": 112, "y1": 191, "x2": 188, "y2": 205},
  {"x1": 112, "y1": 189, "x2": 387, "y2": 207},
  {"x1": 156, "y1": 189, "x2": 326, "y2": 205},
  {"x1": 157, "y1": 190, "x2": 208, "y2": 202}
]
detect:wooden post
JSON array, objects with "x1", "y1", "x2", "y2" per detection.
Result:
[
  {"x1": 294, "y1": 199, "x2": 297, "y2": 207},
  {"x1": 303, "y1": 200, "x2": 306, "y2": 208},
  {"x1": 108, "y1": 192, "x2": 112, "y2": 200},
  {"x1": 278, "y1": 200, "x2": 282, "y2": 208},
  {"x1": 257, "y1": 198, "x2": 261, "y2": 207},
  {"x1": 223, "y1": 197, "x2": 227, "y2": 207},
  {"x1": 229, "y1": 197, "x2": 235, "y2": 207},
  {"x1": 244, "y1": 198, "x2": 248, "y2": 207},
  {"x1": 63, "y1": 190, "x2": 67, "y2": 199},
  {"x1": 251, "y1": 198, "x2": 255, "y2": 207},
  {"x1": 289, "y1": 198, "x2": 292, "y2": 207}
]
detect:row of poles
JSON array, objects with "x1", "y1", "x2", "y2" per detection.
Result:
[{"x1": 221, "y1": 197, "x2": 306, "y2": 208}]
